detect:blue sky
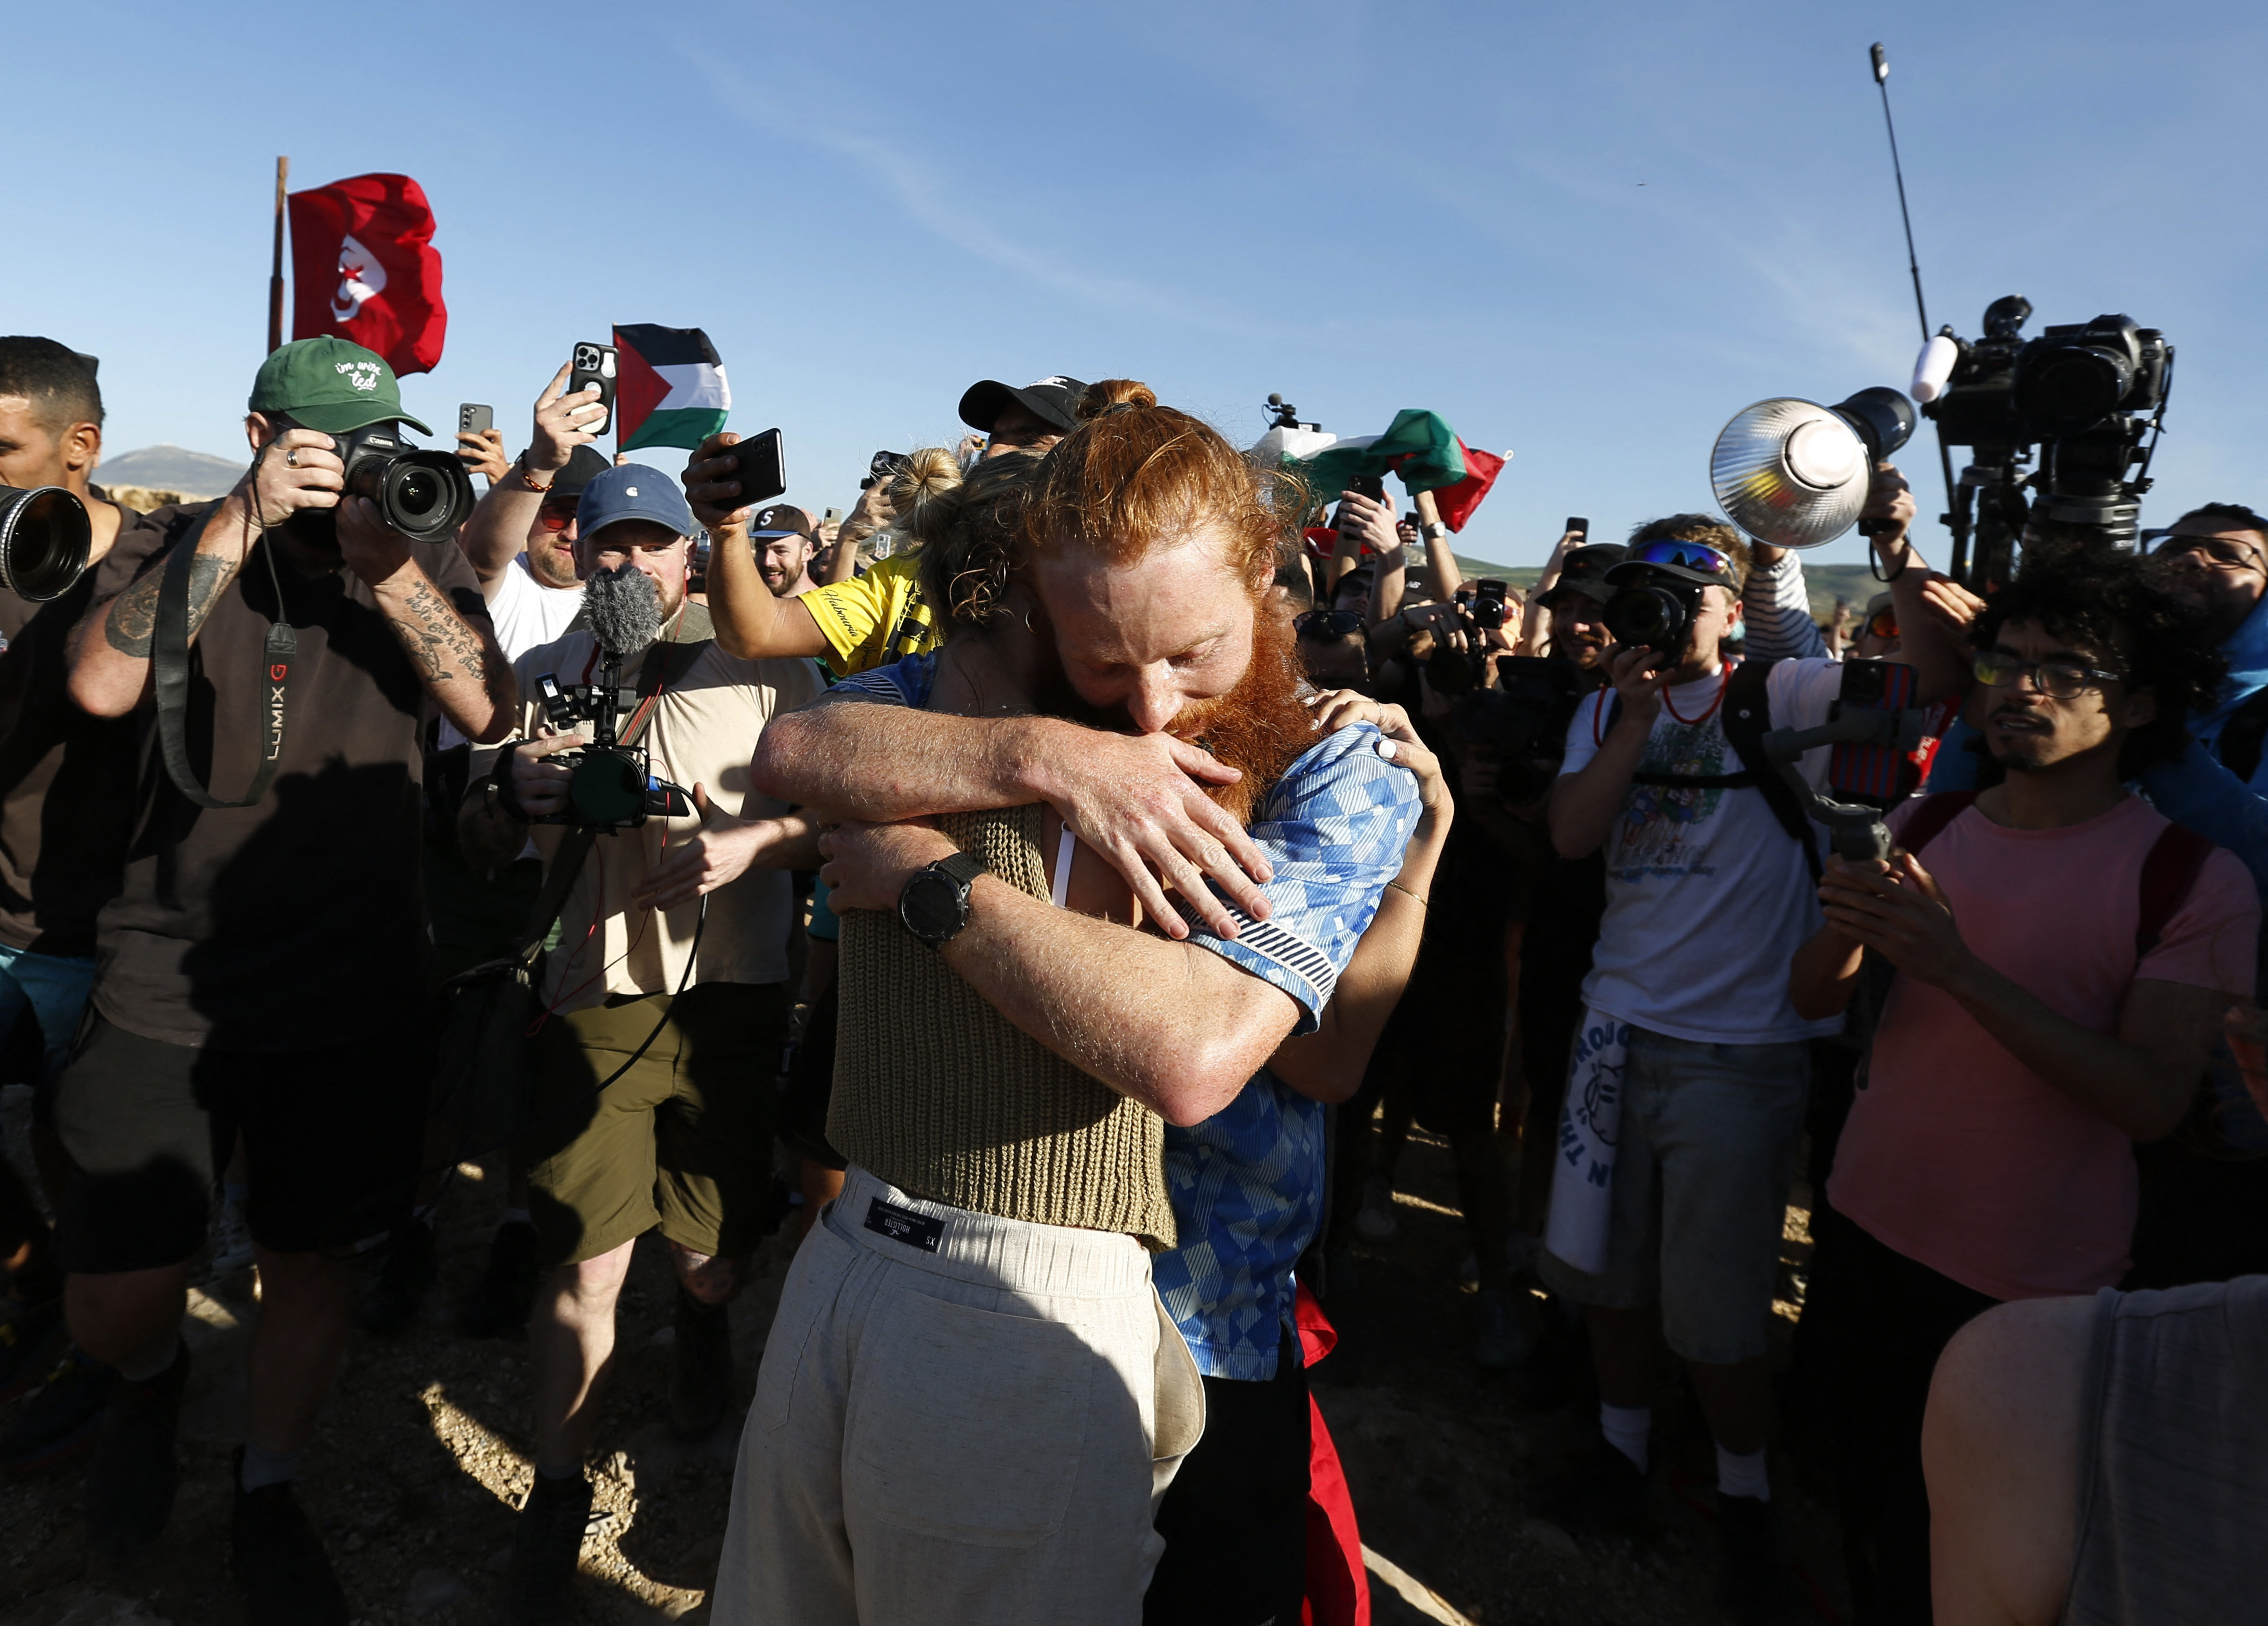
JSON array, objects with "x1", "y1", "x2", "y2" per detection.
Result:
[{"x1": 9, "y1": 0, "x2": 2263, "y2": 566}]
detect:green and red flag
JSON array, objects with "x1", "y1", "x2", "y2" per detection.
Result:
[
  {"x1": 1271, "y1": 409, "x2": 1506, "y2": 533},
  {"x1": 613, "y1": 324, "x2": 730, "y2": 451}
]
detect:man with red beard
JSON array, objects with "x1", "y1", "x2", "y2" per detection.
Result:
[{"x1": 713, "y1": 386, "x2": 1422, "y2": 1625}]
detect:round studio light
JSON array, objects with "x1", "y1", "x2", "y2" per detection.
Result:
[{"x1": 1710, "y1": 398, "x2": 1873, "y2": 550}]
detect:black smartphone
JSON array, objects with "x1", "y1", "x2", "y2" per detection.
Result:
[
  {"x1": 1347, "y1": 472, "x2": 1387, "y2": 502},
  {"x1": 568, "y1": 343, "x2": 617, "y2": 434},
  {"x1": 1566, "y1": 516, "x2": 1590, "y2": 538},
  {"x1": 860, "y1": 449, "x2": 911, "y2": 492},
  {"x1": 458, "y1": 403, "x2": 493, "y2": 437},
  {"x1": 720, "y1": 428, "x2": 787, "y2": 507}
]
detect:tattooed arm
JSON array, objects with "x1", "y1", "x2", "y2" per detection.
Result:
[
  {"x1": 338, "y1": 498, "x2": 517, "y2": 743},
  {"x1": 69, "y1": 428, "x2": 344, "y2": 717}
]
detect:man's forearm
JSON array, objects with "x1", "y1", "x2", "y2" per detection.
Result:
[
  {"x1": 938, "y1": 876, "x2": 1300, "y2": 1125},
  {"x1": 1789, "y1": 923, "x2": 1865, "y2": 1021},
  {"x1": 1936, "y1": 959, "x2": 2194, "y2": 1140},
  {"x1": 374, "y1": 565, "x2": 516, "y2": 742},
  {"x1": 458, "y1": 780, "x2": 528, "y2": 868},
  {"x1": 455, "y1": 481, "x2": 543, "y2": 590},
  {"x1": 71, "y1": 494, "x2": 257, "y2": 717},
  {"x1": 752, "y1": 705, "x2": 1066, "y2": 819}
]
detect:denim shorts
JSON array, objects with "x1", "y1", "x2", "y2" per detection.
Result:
[
  {"x1": 0, "y1": 943, "x2": 96, "y2": 1082},
  {"x1": 1539, "y1": 1024, "x2": 1810, "y2": 1364}
]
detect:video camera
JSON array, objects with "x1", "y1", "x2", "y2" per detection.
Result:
[
  {"x1": 1451, "y1": 655, "x2": 1588, "y2": 807},
  {"x1": 0, "y1": 484, "x2": 92, "y2": 601},
  {"x1": 528, "y1": 567, "x2": 693, "y2": 832},
  {"x1": 1761, "y1": 659, "x2": 1947, "y2": 863},
  {"x1": 1915, "y1": 298, "x2": 2172, "y2": 581}
]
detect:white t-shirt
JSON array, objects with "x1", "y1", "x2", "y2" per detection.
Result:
[
  {"x1": 440, "y1": 554, "x2": 586, "y2": 751},
  {"x1": 1558, "y1": 657, "x2": 1845, "y2": 1045}
]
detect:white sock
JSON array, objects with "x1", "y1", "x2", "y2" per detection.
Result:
[
  {"x1": 1716, "y1": 1442, "x2": 1771, "y2": 1502},
  {"x1": 1601, "y1": 1402, "x2": 1651, "y2": 1473}
]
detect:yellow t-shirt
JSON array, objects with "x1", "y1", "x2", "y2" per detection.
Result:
[{"x1": 801, "y1": 551, "x2": 937, "y2": 676}]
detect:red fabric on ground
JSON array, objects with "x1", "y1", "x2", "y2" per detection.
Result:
[{"x1": 1297, "y1": 1284, "x2": 1368, "y2": 1626}]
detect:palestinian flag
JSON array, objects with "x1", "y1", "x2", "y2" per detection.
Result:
[
  {"x1": 613, "y1": 324, "x2": 730, "y2": 451},
  {"x1": 1271, "y1": 409, "x2": 1507, "y2": 533}
]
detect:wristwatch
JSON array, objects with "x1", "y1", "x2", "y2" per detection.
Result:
[{"x1": 899, "y1": 852, "x2": 988, "y2": 949}]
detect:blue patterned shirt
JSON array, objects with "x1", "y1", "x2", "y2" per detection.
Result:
[{"x1": 824, "y1": 658, "x2": 1419, "y2": 1380}]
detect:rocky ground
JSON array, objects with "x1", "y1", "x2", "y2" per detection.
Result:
[{"x1": 2, "y1": 1104, "x2": 1847, "y2": 1625}]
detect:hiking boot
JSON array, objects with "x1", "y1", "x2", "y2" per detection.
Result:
[
  {"x1": 208, "y1": 1191, "x2": 255, "y2": 1275},
  {"x1": 354, "y1": 1218, "x2": 436, "y2": 1336},
  {"x1": 669, "y1": 1285, "x2": 733, "y2": 1440},
  {"x1": 1352, "y1": 1174, "x2": 1400, "y2": 1242},
  {"x1": 456, "y1": 1219, "x2": 541, "y2": 1339},
  {"x1": 1541, "y1": 1436, "x2": 1650, "y2": 1536},
  {"x1": 505, "y1": 1469, "x2": 593, "y2": 1625},
  {"x1": 1718, "y1": 1492, "x2": 1803, "y2": 1625},
  {"x1": 0, "y1": 1346, "x2": 117, "y2": 1472},
  {"x1": 0, "y1": 1291, "x2": 67, "y2": 1404},
  {"x1": 231, "y1": 1451, "x2": 348, "y2": 1625},
  {"x1": 84, "y1": 1341, "x2": 189, "y2": 1558},
  {"x1": 1475, "y1": 1287, "x2": 1529, "y2": 1370}
]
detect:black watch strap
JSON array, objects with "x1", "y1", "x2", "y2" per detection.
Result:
[{"x1": 933, "y1": 851, "x2": 987, "y2": 892}]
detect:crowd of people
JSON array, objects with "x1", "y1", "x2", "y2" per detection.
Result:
[{"x1": 1, "y1": 328, "x2": 2264, "y2": 1626}]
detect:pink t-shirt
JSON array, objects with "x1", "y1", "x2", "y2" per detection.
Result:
[{"x1": 1829, "y1": 795, "x2": 2259, "y2": 1301}]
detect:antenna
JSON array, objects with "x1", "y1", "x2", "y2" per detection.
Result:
[{"x1": 1868, "y1": 42, "x2": 1963, "y2": 561}]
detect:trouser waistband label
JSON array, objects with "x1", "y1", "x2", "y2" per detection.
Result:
[{"x1": 864, "y1": 1196, "x2": 944, "y2": 1254}]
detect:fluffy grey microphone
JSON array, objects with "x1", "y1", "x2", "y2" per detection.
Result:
[{"x1": 582, "y1": 564, "x2": 664, "y2": 657}]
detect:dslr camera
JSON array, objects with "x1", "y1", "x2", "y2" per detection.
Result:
[
  {"x1": 530, "y1": 671, "x2": 693, "y2": 832},
  {"x1": 307, "y1": 426, "x2": 477, "y2": 546},
  {"x1": 1603, "y1": 577, "x2": 1702, "y2": 660},
  {"x1": 1451, "y1": 655, "x2": 1588, "y2": 807},
  {"x1": 1421, "y1": 579, "x2": 1514, "y2": 695}
]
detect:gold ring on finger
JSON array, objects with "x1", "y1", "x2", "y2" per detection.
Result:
[{"x1": 284, "y1": 447, "x2": 300, "y2": 469}]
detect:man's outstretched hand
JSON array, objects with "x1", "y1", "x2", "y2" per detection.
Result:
[{"x1": 818, "y1": 818, "x2": 956, "y2": 914}]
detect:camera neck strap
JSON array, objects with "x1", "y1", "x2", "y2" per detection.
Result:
[{"x1": 153, "y1": 508, "x2": 298, "y2": 811}]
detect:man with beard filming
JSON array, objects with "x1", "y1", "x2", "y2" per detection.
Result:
[
  {"x1": 456, "y1": 464, "x2": 821, "y2": 1624},
  {"x1": 55, "y1": 337, "x2": 511, "y2": 1616},
  {"x1": 1539, "y1": 490, "x2": 1957, "y2": 1621}
]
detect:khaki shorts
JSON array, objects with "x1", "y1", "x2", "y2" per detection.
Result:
[{"x1": 524, "y1": 982, "x2": 786, "y2": 1268}]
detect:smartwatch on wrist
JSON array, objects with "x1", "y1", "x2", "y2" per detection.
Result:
[{"x1": 899, "y1": 852, "x2": 988, "y2": 949}]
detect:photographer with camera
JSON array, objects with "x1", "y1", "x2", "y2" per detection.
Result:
[
  {"x1": 46, "y1": 337, "x2": 509, "y2": 1612},
  {"x1": 689, "y1": 372, "x2": 1087, "y2": 675},
  {"x1": 1787, "y1": 545, "x2": 2254, "y2": 1623},
  {"x1": 0, "y1": 338, "x2": 172, "y2": 1468},
  {"x1": 455, "y1": 464, "x2": 821, "y2": 1622},
  {"x1": 1538, "y1": 492, "x2": 1957, "y2": 1620}
]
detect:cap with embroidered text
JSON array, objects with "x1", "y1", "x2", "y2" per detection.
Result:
[{"x1": 247, "y1": 336, "x2": 431, "y2": 437}]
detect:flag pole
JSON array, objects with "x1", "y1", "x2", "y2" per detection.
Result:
[{"x1": 267, "y1": 156, "x2": 289, "y2": 354}]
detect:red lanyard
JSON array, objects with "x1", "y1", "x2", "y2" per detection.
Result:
[{"x1": 1589, "y1": 663, "x2": 1732, "y2": 745}]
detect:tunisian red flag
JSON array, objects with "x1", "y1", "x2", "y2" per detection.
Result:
[{"x1": 287, "y1": 174, "x2": 447, "y2": 376}]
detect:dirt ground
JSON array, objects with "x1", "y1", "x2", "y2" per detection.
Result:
[{"x1": 1, "y1": 1096, "x2": 1847, "y2": 1626}]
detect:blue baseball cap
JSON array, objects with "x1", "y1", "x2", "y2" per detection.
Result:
[{"x1": 575, "y1": 462, "x2": 696, "y2": 545}]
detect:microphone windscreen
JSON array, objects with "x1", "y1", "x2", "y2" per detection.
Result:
[{"x1": 582, "y1": 564, "x2": 663, "y2": 656}]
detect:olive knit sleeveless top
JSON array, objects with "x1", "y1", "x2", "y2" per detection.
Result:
[{"x1": 825, "y1": 804, "x2": 1176, "y2": 1250}]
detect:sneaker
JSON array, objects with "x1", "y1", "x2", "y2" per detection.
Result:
[
  {"x1": 669, "y1": 1285, "x2": 734, "y2": 1440},
  {"x1": 1352, "y1": 1174, "x2": 1400, "y2": 1242},
  {"x1": 0, "y1": 1292, "x2": 68, "y2": 1404},
  {"x1": 456, "y1": 1220, "x2": 542, "y2": 1339},
  {"x1": 209, "y1": 1193, "x2": 256, "y2": 1275},
  {"x1": 1541, "y1": 1436, "x2": 1649, "y2": 1536},
  {"x1": 1475, "y1": 1287, "x2": 1529, "y2": 1370},
  {"x1": 505, "y1": 1469, "x2": 594, "y2": 1626},
  {"x1": 0, "y1": 1346, "x2": 118, "y2": 1472},
  {"x1": 354, "y1": 1218, "x2": 437, "y2": 1336},
  {"x1": 1717, "y1": 1492, "x2": 1803, "y2": 1625},
  {"x1": 84, "y1": 1341, "x2": 190, "y2": 1558},
  {"x1": 231, "y1": 1451, "x2": 348, "y2": 1624}
]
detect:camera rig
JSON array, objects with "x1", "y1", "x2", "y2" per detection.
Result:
[
  {"x1": 1921, "y1": 297, "x2": 2172, "y2": 586},
  {"x1": 532, "y1": 655, "x2": 693, "y2": 832},
  {"x1": 1760, "y1": 660, "x2": 1946, "y2": 863}
]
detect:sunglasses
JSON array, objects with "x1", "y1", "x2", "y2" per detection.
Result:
[
  {"x1": 1625, "y1": 538, "x2": 1733, "y2": 575},
  {"x1": 1866, "y1": 610, "x2": 1898, "y2": 640},
  {"x1": 1295, "y1": 609, "x2": 1367, "y2": 638},
  {"x1": 1973, "y1": 649, "x2": 2123, "y2": 700},
  {"x1": 535, "y1": 499, "x2": 579, "y2": 534}
]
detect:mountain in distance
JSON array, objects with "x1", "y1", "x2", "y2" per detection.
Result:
[{"x1": 99, "y1": 444, "x2": 247, "y2": 497}]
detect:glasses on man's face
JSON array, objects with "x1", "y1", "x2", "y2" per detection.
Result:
[
  {"x1": 2157, "y1": 534, "x2": 2266, "y2": 574},
  {"x1": 1295, "y1": 609, "x2": 1366, "y2": 639},
  {"x1": 1973, "y1": 648, "x2": 2124, "y2": 700},
  {"x1": 1625, "y1": 538, "x2": 1734, "y2": 576},
  {"x1": 535, "y1": 500, "x2": 578, "y2": 534}
]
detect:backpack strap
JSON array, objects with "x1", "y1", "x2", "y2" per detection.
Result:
[
  {"x1": 2136, "y1": 822, "x2": 2215, "y2": 957},
  {"x1": 1720, "y1": 659, "x2": 1822, "y2": 881},
  {"x1": 1895, "y1": 789, "x2": 1982, "y2": 857},
  {"x1": 2213, "y1": 685, "x2": 2268, "y2": 785}
]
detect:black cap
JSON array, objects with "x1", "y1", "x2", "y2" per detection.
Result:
[
  {"x1": 749, "y1": 503, "x2": 815, "y2": 541},
  {"x1": 550, "y1": 444, "x2": 612, "y2": 500},
  {"x1": 958, "y1": 375, "x2": 1088, "y2": 436},
  {"x1": 1539, "y1": 543, "x2": 1627, "y2": 608}
]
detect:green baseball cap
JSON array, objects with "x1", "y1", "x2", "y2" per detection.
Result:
[{"x1": 247, "y1": 337, "x2": 431, "y2": 436}]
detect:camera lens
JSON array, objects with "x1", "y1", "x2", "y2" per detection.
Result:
[
  {"x1": 2023, "y1": 347, "x2": 2133, "y2": 432},
  {"x1": 1605, "y1": 585, "x2": 1684, "y2": 651},
  {"x1": 377, "y1": 453, "x2": 474, "y2": 542},
  {"x1": 0, "y1": 485, "x2": 94, "y2": 602}
]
